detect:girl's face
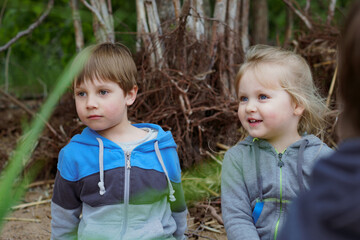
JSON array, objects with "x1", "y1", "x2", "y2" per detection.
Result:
[
  {"x1": 237, "y1": 66, "x2": 304, "y2": 151},
  {"x1": 74, "y1": 78, "x2": 137, "y2": 137}
]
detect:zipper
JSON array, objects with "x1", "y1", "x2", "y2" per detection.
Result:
[
  {"x1": 120, "y1": 151, "x2": 131, "y2": 236},
  {"x1": 274, "y1": 152, "x2": 283, "y2": 240}
]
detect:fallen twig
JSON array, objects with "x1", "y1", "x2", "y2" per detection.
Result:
[
  {"x1": 200, "y1": 224, "x2": 223, "y2": 233},
  {"x1": 11, "y1": 199, "x2": 51, "y2": 210},
  {"x1": 4, "y1": 217, "x2": 41, "y2": 223},
  {"x1": 326, "y1": 66, "x2": 338, "y2": 107},
  {"x1": 27, "y1": 179, "x2": 55, "y2": 189},
  {"x1": 196, "y1": 204, "x2": 224, "y2": 225}
]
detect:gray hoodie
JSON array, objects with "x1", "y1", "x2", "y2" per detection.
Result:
[{"x1": 221, "y1": 135, "x2": 333, "y2": 240}]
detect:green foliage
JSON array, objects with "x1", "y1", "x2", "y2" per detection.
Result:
[
  {"x1": 0, "y1": 51, "x2": 84, "y2": 232},
  {"x1": 182, "y1": 157, "x2": 223, "y2": 206},
  {"x1": 0, "y1": 0, "x2": 137, "y2": 97}
]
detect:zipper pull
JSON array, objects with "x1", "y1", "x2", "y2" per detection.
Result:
[
  {"x1": 126, "y1": 152, "x2": 131, "y2": 169},
  {"x1": 278, "y1": 153, "x2": 284, "y2": 168}
]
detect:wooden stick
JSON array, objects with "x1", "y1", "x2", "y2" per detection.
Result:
[
  {"x1": 196, "y1": 204, "x2": 224, "y2": 225},
  {"x1": 200, "y1": 224, "x2": 223, "y2": 233},
  {"x1": 326, "y1": 66, "x2": 338, "y2": 107},
  {"x1": 216, "y1": 142, "x2": 230, "y2": 150},
  {"x1": 4, "y1": 217, "x2": 41, "y2": 223},
  {"x1": 11, "y1": 199, "x2": 51, "y2": 210},
  {"x1": 27, "y1": 179, "x2": 55, "y2": 189}
]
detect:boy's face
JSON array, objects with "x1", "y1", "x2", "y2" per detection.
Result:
[
  {"x1": 237, "y1": 66, "x2": 304, "y2": 148},
  {"x1": 74, "y1": 78, "x2": 137, "y2": 136}
]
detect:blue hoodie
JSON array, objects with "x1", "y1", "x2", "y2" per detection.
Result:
[{"x1": 51, "y1": 123, "x2": 187, "y2": 240}]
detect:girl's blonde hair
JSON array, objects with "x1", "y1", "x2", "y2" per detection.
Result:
[
  {"x1": 72, "y1": 42, "x2": 137, "y2": 94},
  {"x1": 235, "y1": 44, "x2": 328, "y2": 136}
]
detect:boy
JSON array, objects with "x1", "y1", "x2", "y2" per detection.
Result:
[{"x1": 51, "y1": 42, "x2": 187, "y2": 240}]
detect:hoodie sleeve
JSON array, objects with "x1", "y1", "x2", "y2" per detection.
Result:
[
  {"x1": 51, "y1": 149, "x2": 82, "y2": 240},
  {"x1": 221, "y1": 148, "x2": 260, "y2": 240},
  {"x1": 162, "y1": 146, "x2": 188, "y2": 239}
]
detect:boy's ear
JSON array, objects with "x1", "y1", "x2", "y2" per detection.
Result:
[
  {"x1": 293, "y1": 102, "x2": 305, "y2": 116},
  {"x1": 125, "y1": 85, "x2": 138, "y2": 106}
]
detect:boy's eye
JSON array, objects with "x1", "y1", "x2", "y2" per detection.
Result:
[
  {"x1": 239, "y1": 96, "x2": 248, "y2": 102},
  {"x1": 99, "y1": 90, "x2": 109, "y2": 95},
  {"x1": 259, "y1": 94, "x2": 268, "y2": 100}
]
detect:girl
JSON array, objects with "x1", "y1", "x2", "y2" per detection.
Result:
[{"x1": 221, "y1": 44, "x2": 333, "y2": 240}]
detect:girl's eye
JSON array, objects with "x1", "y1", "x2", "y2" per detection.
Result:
[
  {"x1": 239, "y1": 96, "x2": 248, "y2": 102},
  {"x1": 99, "y1": 90, "x2": 108, "y2": 95},
  {"x1": 76, "y1": 91, "x2": 86, "y2": 97},
  {"x1": 259, "y1": 94, "x2": 268, "y2": 100}
]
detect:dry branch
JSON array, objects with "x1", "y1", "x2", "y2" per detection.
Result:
[
  {"x1": 0, "y1": 0, "x2": 54, "y2": 52},
  {"x1": 4, "y1": 217, "x2": 41, "y2": 223},
  {"x1": 196, "y1": 204, "x2": 224, "y2": 225},
  {"x1": 283, "y1": 0, "x2": 313, "y2": 30},
  {"x1": 11, "y1": 199, "x2": 51, "y2": 210},
  {"x1": 70, "y1": 0, "x2": 84, "y2": 51},
  {"x1": 0, "y1": 88, "x2": 62, "y2": 140}
]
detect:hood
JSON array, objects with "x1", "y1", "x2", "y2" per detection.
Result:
[
  {"x1": 69, "y1": 123, "x2": 177, "y2": 201},
  {"x1": 70, "y1": 123, "x2": 177, "y2": 152},
  {"x1": 240, "y1": 134, "x2": 324, "y2": 150}
]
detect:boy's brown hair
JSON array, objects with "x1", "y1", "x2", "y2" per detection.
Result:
[{"x1": 72, "y1": 42, "x2": 137, "y2": 94}]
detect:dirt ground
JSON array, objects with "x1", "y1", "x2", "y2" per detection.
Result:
[{"x1": 0, "y1": 183, "x2": 227, "y2": 240}]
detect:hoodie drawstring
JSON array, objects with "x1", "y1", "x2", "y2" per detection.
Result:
[
  {"x1": 297, "y1": 139, "x2": 308, "y2": 193},
  {"x1": 96, "y1": 138, "x2": 106, "y2": 195},
  {"x1": 154, "y1": 141, "x2": 176, "y2": 202}
]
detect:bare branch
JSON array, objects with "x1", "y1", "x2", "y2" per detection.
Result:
[
  {"x1": 0, "y1": 0, "x2": 8, "y2": 28},
  {"x1": 4, "y1": 47, "x2": 11, "y2": 92},
  {"x1": 0, "y1": 88, "x2": 62, "y2": 140},
  {"x1": 0, "y1": 0, "x2": 54, "y2": 52},
  {"x1": 327, "y1": 0, "x2": 337, "y2": 25},
  {"x1": 173, "y1": 0, "x2": 181, "y2": 20},
  {"x1": 304, "y1": 0, "x2": 311, "y2": 15},
  {"x1": 241, "y1": 0, "x2": 250, "y2": 52},
  {"x1": 80, "y1": 0, "x2": 107, "y2": 31},
  {"x1": 70, "y1": 0, "x2": 84, "y2": 52},
  {"x1": 283, "y1": 0, "x2": 313, "y2": 30}
]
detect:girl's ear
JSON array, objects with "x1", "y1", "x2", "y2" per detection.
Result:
[
  {"x1": 293, "y1": 103, "x2": 305, "y2": 116},
  {"x1": 125, "y1": 85, "x2": 138, "y2": 106}
]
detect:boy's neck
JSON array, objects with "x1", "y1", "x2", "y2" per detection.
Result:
[{"x1": 96, "y1": 122, "x2": 148, "y2": 143}]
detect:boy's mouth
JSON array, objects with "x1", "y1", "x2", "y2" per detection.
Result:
[{"x1": 88, "y1": 115, "x2": 102, "y2": 120}]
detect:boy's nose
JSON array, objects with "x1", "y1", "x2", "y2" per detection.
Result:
[{"x1": 86, "y1": 95, "x2": 98, "y2": 109}]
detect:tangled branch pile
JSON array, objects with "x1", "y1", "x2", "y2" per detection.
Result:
[{"x1": 0, "y1": 12, "x2": 342, "y2": 179}]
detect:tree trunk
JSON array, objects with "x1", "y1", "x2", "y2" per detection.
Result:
[
  {"x1": 173, "y1": 0, "x2": 181, "y2": 20},
  {"x1": 252, "y1": 0, "x2": 268, "y2": 44},
  {"x1": 210, "y1": 0, "x2": 227, "y2": 59},
  {"x1": 283, "y1": 5, "x2": 293, "y2": 48},
  {"x1": 81, "y1": 0, "x2": 115, "y2": 43},
  {"x1": 327, "y1": 0, "x2": 336, "y2": 25},
  {"x1": 70, "y1": 0, "x2": 84, "y2": 52},
  {"x1": 240, "y1": 0, "x2": 250, "y2": 52},
  {"x1": 227, "y1": 0, "x2": 239, "y2": 97},
  {"x1": 155, "y1": 0, "x2": 175, "y2": 24},
  {"x1": 144, "y1": 0, "x2": 166, "y2": 69}
]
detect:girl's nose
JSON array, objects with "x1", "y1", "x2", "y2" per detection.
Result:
[{"x1": 245, "y1": 100, "x2": 257, "y2": 113}]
